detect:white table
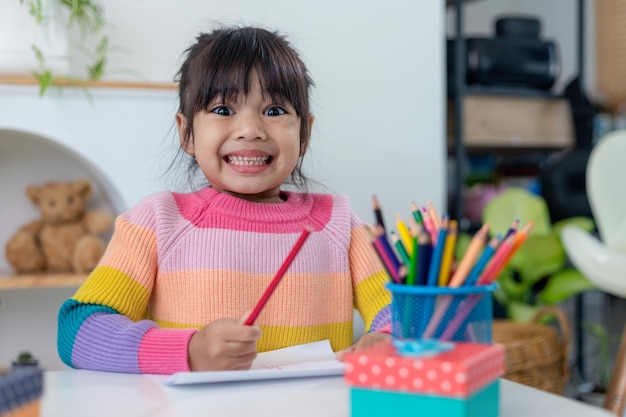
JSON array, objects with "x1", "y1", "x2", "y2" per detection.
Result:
[{"x1": 40, "y1": 370, "x2": 614, "y2": 417}]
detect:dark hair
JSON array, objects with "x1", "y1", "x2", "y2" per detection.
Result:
[{"x1": 173, "y1": 25, "x2": 314, "y2": 191}]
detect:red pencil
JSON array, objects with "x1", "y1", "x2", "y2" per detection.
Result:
[{"x1": 244, "y1": 226, "x2": 313, "y2": 325}]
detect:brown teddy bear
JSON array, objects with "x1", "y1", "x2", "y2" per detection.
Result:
[{"x1": 5, "y1": 179, "x2": 114, "y2": 274}]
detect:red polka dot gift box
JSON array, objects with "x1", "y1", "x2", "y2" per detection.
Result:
[{"x1": 344, "y1": 340, "x2": 505, "y2": 397}]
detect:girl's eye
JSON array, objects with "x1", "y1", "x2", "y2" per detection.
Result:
[
  {"x1": 211, "y1": 106, "x2": 233, "y2": 116},
  {"x1": 264, "y1": 106, "x2": 286, "y2": 117}
]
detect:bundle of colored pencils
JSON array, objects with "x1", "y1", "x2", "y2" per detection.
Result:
[{"x1": 368, "y1": 195, "x2": 533, "y2": 290}]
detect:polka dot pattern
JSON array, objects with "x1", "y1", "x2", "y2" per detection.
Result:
[{"x1": 344, "y1": 341, "x2": 505, "y2": 398}]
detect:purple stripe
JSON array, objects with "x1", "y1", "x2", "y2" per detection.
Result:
[
  {"x1": 71, "y1": 313, "x2": 156, "y2": 373},
  {"x1": 369, "y1": 304, "x2": 392, "y2": 332}
]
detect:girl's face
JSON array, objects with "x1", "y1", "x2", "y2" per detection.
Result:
[{"x1": 177, "y1": 72, "x2": 312, "y2": 203}]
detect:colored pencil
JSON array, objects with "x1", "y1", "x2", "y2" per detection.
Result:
[
  {"x1": 439, "y1": 294, "x2": 482, "y2": 341},
  {"x1": 375, "y1": 225, "x2": 401, "y2": 274},
  {"x1": 427, "y1": 216, "x2": 449, "y2": 286},
  {"x1": 501, "y1": 221, "x2": 534, "y2": 268},
  {"x1": 397, "y1": 264, "x2": 408, "y2": 285},
  {"x1": 463, "y1": 234, "x2": 501, "y2": 286},
  {"x1": 365, "y1": 225, "x2": 400, "y2": 284},
  {"x1": 390, "y1": 231, "x2": 410, "y2": 266},
  {"x1": 421, "y1": 207, "x2": 438, "y2": 244},
  {"x1": 447, "y1": 223, "x2": 489, "y2": 287},
  {"x1": 410, "y1": 201, "x2": 423, "y2": 225},
  {"x1": 244, "y1": 226, "x2": 312, "y2": 325},
  {"x1": 503, "y1": 219, "x2": 520, "y2": 240},
  {"x1": 395, "y1": 213, "x2": 414, "y2": 256},
  {"x1": 406, "y1": 220, "x2": 421, "y2": 286},
  {"x1": 479, "y1": 221, "x2": 534, "y2": 285},
  {"x1": 422, "y1": 292, "x2": 454, "y2": 339},
  {"x1": 427, "y1": 200, "x2": 441, "y2": 231},
  {"x1": 474, "y1": 233, "x2": 516, "y2": 286},
  {"x1": 416, "y1": 228, "x2": 432, "y2": 286},
  {"x1": 438, "y1": 219, "x2": 458, "y2": 287},
  {"x1": 372, "y1": 195, "x2": 386, "y2": 232},
  {"x1": 424, "y1": 233, "x2": 498, "y2": 339},
  {"x1": 406, "y1": 235, "x2": 419, "y2": 285}
]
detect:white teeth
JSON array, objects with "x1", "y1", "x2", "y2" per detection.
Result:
[{"x1": 226, "y1": 155, "x2": 270, "y2": 166}]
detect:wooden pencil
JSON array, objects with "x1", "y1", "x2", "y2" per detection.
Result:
[
  {"x1": 448, "y1": 222, "x2": 489, "y2": 287},
  {"x1": 372, "y1": 195, "x2": 386, "y2": 232},
  {"x1": 438, "y1": 219, "x2": 458, "y2": 286}
]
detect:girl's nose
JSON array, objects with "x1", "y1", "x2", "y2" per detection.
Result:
[{"x1": 236, "y1": 111, "x2": 265, "y2": 141}]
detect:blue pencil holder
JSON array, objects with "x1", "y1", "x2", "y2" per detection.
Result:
[{"x1": 386, "y1": 283, "x2": 497, "y2": 345}]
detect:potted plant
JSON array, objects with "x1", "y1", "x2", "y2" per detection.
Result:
[
  {"x1": 576, "y1": 320, "x2": 624, "y2": 408},
  {"x1": 11, "y1": 351, "x2": 39, "y2": 368},
  {"x1": 457, "y1": 187, "x2": 597, "y2": 322},
  {"x1": 2, "y1": 0, "x2": 108, "y2": 95}
]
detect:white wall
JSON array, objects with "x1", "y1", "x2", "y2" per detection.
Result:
[
  {"x1": 0, "y1": 1, "x2": 445, "y2": 370},
  {"x1": 87, "y1": 0, "x2": 447, "y2": 225}
]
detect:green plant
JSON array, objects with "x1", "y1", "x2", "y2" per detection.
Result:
[
  {"x1": 20, "y1": 0, "x2": 108, "y2": 95},
  {"x1": 456, "y1": 187, "x2": 597, "y2": 322},
  {"x1": 582, "y1": 322, "x2": 612, "y2": 389}
]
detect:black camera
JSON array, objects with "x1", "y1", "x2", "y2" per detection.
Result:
[{"x1": 447, "y1": 16, "x2": 559, "y2": 93}]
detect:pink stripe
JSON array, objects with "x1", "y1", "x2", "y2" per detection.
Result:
[
  {"x1": 173, "y1": 188, "x2": 334, "y2": 232},
  {"x1": 156, "y1": 229, "x2": 350, "y2": 274},
  {"x1": 138, "y1": 327, "x2": 196, "y2": 374}
]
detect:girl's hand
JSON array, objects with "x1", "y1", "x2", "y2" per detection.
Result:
[
  {"x1": 335, "y1": 331, "x2": 391, "y2": 361},
  {"x1": 188, "y1": 314, "x2": 262, "y2": 371}
]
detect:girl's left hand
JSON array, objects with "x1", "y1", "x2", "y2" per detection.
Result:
[{"x1": 335, "y1": 331, "x2": 391, "y2": 361}]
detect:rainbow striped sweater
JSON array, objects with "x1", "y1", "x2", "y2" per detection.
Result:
[{"x1": 57, "y1": 187, "x2": 392, "y2": 374}]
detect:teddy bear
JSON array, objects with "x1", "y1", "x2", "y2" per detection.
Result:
[{"x1": 5, "y1": 179, "x2": 114, "y2": 274}]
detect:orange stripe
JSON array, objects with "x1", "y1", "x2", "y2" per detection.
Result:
[
  {"x1": 350, "y1": 225, "x2": 388, "y2": 286},
  {"x1": 98, "y1": 217, "x2": 158, "y2": 290},
  {"x1": 151, "y1": 270, "x2": 353, "y2": 326}
]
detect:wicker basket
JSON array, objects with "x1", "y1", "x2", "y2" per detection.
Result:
[{"x1": 492, "y1": 306, "x2": 570, "y2": 395}]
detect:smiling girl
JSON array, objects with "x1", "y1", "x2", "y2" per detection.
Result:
[{"x1": 57, "y1": 26, "x2": 392, "y2": 374}]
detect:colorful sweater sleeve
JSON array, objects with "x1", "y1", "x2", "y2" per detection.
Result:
[
  {"x1": 348, "y1": 212, "x2": 392, "y2": 333},
  {"x1": 57, "y1": 198, "x2": 196, "y2": 374}
]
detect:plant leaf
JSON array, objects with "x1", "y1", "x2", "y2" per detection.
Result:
[
  {"x1": 510, "y1": 234, "x2": 566, "y2": 285},
  {"x1": 538, "y1": 268, "x2": 596, "y2": 304},
  {"x1": 553, "y1": 216, "x2": 595, "y2": 239},
  {"x1": 495, "y1": 269, "x2": 527, "y2": 303},
  {"x1": 482, "y1": 187, "x2": 552, "y2": 237},
  {"x1": 506, "y1": 301, "x2": 540, "y2": 322}
]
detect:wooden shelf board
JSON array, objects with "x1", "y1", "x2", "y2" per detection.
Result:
[
  {"x1": 0, "y1": 75, "x2": 177, "y2": 91},
  {"x1": 0, "y1": 273, "x2": 87, "y2": 289}
]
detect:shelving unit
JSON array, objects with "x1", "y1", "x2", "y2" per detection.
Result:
[
  {"x1": 446, "y1": 0, "x2": 586, "y2": 228},
  {"x1": 0, "y1": 75, "x2": 176, "y2": 91},
  {"x1": 0, "y1": 273, "x2": 87, "y2": 290},
  {"x1": 447, "y1": 0, "x2": 590, "y2": 391}
]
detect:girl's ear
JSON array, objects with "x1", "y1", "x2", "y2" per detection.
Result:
[
  {"x1": 176, "y1": 113, "x2": 194, "y2": 155},
  {"x1": 300, "y1": 114, "x2": 315, "y2": 156}
]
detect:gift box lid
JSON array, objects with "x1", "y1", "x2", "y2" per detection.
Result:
[
  {"x1": 344, "y1": 341, "x2": 504, "y2": 397},
  {"x1": 0, "y1": 366, "x2": 44, "y2": 414}
]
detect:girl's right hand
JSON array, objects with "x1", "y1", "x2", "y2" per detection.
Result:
[{"x1": 187, "y1": 314, "x2": 261, "y2": 371}]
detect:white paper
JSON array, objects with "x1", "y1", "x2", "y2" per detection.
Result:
[{"x1": 162, "y1": 340, "x2": 345, "y2": 385}]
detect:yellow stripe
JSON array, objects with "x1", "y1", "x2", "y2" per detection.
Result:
[
  {"x1": 150, "y1": 317, "x2": 354, "y2": 353},
  {"x1": 353, "y1": 270, "x2": 391, "y2": 331},
  {"x1": 73, "y1": 266, "x2": 151, "y2": 321}
]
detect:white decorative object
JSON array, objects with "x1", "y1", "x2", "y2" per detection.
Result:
[
  {"x1": 0, "y1": 0, "x2": 70, "y2": 75},
  {"x1": 561, "y1": 129, "x2": 626, "y2": 298}
]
